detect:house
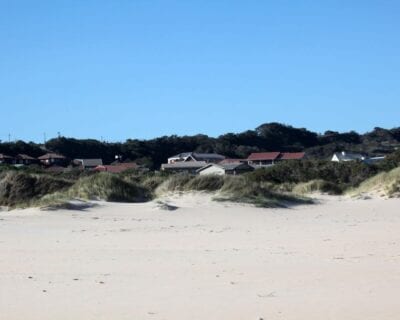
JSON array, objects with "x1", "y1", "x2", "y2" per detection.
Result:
[
  {"x1": 0, "y1": 153, "x2": 15, "y2": 164},
  {"x1": 73, "y1": 158, "x2": 103, "y2": 170},
  {"x1": 197, "y1": 163, "x2": 254, "y2": 176},
  {"x1": 331, "y1": 151, "x2": 365, "y2": 162},
  {"x1": 167, "y1": 152, "x2": 225, "y2": 164},
  {"x1": 15, "y1": 154, "x2": 38, "y2": 165},
  {"x1": 38, "y1": 153, "x2": 67, "y2": 166},
  {"x1": 94, "y1": 162, "x2": 139, "y2": 173},
  {"x1": 363, "y1": 156, "x2": 386, "y2": 165},
  {"x1": 247, "y1": 152, "x2": 305, "y2": 166},
  {"x1": 247, "y1": 152, "x2": 281, "y2": 166},
  {"x1": 161, "y1": 161, "x2": 208, "y2": 174},
  {"x1": 219, "y1": 158, "x2": 248, "y2": 164}
]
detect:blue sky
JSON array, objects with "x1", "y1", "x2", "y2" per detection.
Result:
[{"x1": 1, "y1": 1, "x2": 399, "y2": 142}]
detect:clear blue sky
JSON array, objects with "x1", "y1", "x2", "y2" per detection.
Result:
[{"x1": 1, "y1": 1, "x2": 399, "y2": 142}]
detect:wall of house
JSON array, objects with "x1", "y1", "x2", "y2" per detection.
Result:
[{"x1": 199, "y1": 166, "x2": 225, "y2": 176}]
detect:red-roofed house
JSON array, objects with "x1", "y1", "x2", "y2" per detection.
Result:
[
  {"x1": 94, "y1": 162, "x2": 139, "y2": 174},
  {"x1": 248, "y1": 152, "x2": 305, "y2": 166},
  {"x1": 247, "y1": 152, "x2": 281, "y2": 166}
]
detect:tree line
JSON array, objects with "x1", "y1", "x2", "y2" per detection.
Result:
[{"x1": 1, "y1": 123, "x2": 399, "y2": 169}]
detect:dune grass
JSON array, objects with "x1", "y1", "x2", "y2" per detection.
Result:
[
  {"x1": 292, "y1": 179, "x2": 343, "y2": 195},
  {"x1": 348, "y1": 167, "x2": 400, "y2": 198},
  {"x1": 0, "y1": 171, "x2": 73, "y2": 208}
]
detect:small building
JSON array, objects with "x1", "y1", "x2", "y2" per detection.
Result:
[
  {"x1": 0, "y1": 153, "x2": 15, "y2": 164},
  {"x1": 167, "y1": 152, "x2": 225, "y2": 164},
  {"x1": 197, "y1": 163, "x2": 254, "y2": 176},
  {"x1": 331, "y1": 151, "x2": 365, "y2": 162},
  {"x1": 73, "y1": 159, "x2": 103, "y2": 170},
  {"x1": 38, "y1": 153, "x2": 67, "y2": 166},
  {"x1": 94, "y1": 162, "x2": 139, "y2": 173},
  {"x1": 161, "y1": 161, "x2": 208, "y2": 174},
  {"x1": 15, "y1": 154, "x2": 38, "y2": 165}
]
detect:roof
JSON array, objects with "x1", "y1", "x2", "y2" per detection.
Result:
[
  {"x1": 0, "y1": 153, "x2": 14, "y2": 159},
  {"x1": 94, "y1": 162, "x2": 138, "y2": 173},
  {"x1": 279, "y1": 152, "x2": 305, "y2": 160},
  {"x1": 38, "y1": 153, "x2": 66, "y2": 160},
  {"x1": 162, "y1": 161, "x2": 208, "y2": 170},
  {"x1": 197, "y1": 162, "x2": 254, "y2": 172},
  {"x1": 192, "y1": 153, "x2": 225, "y2": 161},
  {"x1": 168, "y1": 152, "x2": 225, "y2": 161},
  {"x1": 248, "y1": 152, "x2": 281, "y2": 161},
  {"x1": 333, "y1": 152, "x2": 365, "y2": 161},
  {"x1": 248, "y1": 152, "x2": 306, "y2": 161},
  {"x1": 218, "y1": 158, "x2": 247, "y2": 164},
  {"x1": 168, "y1": 152, "x2": 193, "y2": 159},
  {"x1": 74, "y1": 159, "x2": 103, "y2": 167},
  {"x1": 16, "y1": 154, "x2": 37, "y2": 160}
]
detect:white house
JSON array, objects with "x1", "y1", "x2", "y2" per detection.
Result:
[
  {"x1": 197, "y1": 163, "x2": 254, "y2": 176},
  {"x1": 331, "y1": 151, "x2": 365, "y2": 162},
  {"x1": 167, "y1": 152, "x2": 225, "y2": 164},
  {"x1": 73, "y1": 158, "x2": 103, "y2": 170}
]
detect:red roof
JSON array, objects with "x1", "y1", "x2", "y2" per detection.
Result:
[
  {"x1": 279, "y1": 152, "x2": 305, "y2": 160},
  {"x1": 247, "y1": 152, "x2": 281, "y2": 161},
  {"x1": 94, "y1": 163, "x2": 138, "y2": 173}
]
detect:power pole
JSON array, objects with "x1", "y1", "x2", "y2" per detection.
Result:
[
  {"x1": 8, "y1": 133, "x2": 11, "y2": 143},
  {"x1": 43, "y1": 132, "x2": 47, "y2": 145}
]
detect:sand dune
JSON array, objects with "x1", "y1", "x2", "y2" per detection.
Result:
[{"x1": 1, "y1": 193, "x2": 399, "y2": 320}]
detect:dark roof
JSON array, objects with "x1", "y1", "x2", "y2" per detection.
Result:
[
  {"x1": 192, "y1": 153, "x2": 225, "y2": 161},
  {"x1": 74, "y1": 159, "x2": 103, "y2": 167},
  {"x1": 0, "y1": 153, "x2": 14, "y2": 159},
  {"x1": 219, "y1": 158, "x2": 247, "y2": 164},
  {"x1": 38, "y1": 153, "x2": 66, "y2": 160},
  {"x1": 162, "y1": 161, "x2": 208, "y2": 170},
  {"x1": 248, "y1": 152, "x2": 281, "y2": 161},
  {"x1": 16, "y1": 154, "x2": 37, "y2": 160}
]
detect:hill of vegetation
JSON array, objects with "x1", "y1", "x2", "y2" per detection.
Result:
[{"x1": 1, "y1": 123, "x2": 399, "y2": 168}]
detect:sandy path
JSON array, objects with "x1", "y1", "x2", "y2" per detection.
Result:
[{"x1": 0, "y1": 194, "x2": 399, "y2": 320}]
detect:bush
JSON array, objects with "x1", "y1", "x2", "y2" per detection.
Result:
[
  {"x1": 246, "y1": 160, "x2": 377, "y2": 189},
  {"x1": 292, "y1": 179, "x2": 343, "y2": 195},
  {"x1": 185, "y1": 175, "x2": 225, "y2": 191},
  {"x1": 67, "y1": 172, "x2": 151, "y2": 202},
  {"x1": 217, "y1": 175, "x2": 311, "y2": 207},
  {"x1": 0, "y1": 171, "x2": 73, "y2": 207}
]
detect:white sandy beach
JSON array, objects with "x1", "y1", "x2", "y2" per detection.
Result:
[{"x1": 1, "y1": 193, "x2": 399, "y2": 320}]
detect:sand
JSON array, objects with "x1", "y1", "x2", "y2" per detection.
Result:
[{"x1": 0, "y1": 193, "x2": 399, "y2": 320}]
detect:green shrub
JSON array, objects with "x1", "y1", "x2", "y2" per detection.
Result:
[
  {"x1": 67, "y1": 172, "x2": 151, "y2": 202},
  {"x1": 0, "y1": 171, "x2": 73, "y2": 207},
  {"x1": 292, "y1": 179, "x2": 343, "y2": 195},
  {"x1": 246, "y1": 160, "x2": 377, "y2": 189},
  {"x1": 185, "y1": 175, "x2": 225, "y2": 191}
]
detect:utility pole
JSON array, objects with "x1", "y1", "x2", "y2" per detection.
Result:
[
  {"x1": 8, "y1": 133, "x2": 11, "y2": 143},
  {"x1": 43, "y1": 132, "x2": 47, "y2": 145}
]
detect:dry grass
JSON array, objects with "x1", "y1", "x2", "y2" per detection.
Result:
[{"x1": 348, "y1": 167, "x2": 400, "y2": 198}]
